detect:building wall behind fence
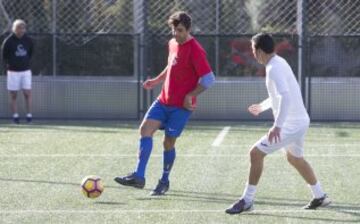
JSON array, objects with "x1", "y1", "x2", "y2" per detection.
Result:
[
  {"x1": 1, "y1": 76, "x2": 359, "y2": 121},
  {"x1": 0, "y1": 77, "x2": 139, "y2": 119}
]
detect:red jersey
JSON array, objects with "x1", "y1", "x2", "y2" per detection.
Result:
[{"x1": 158, "y1": 37, "x2": 212, "y2": 108}]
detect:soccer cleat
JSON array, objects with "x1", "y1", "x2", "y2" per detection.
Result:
[
  {"x1": 150, "y1": 179, "x2": 169, "y2": 196},
  {"x1": 114, "y1": 173, "x2": 145, "y2": 189},
  {"x1": 225, "y1": 198, "x2": 253, "y2": 215},
  {"x1": 303, "y1": 194, "x2": 331, "y2": 209},
  {"x1": 13, "y1": 117, "x2": 20, "y2": 124}
]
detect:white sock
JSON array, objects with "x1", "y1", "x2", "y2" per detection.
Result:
[
  {"x1": 26, "y1": 113, "x2": 32, "y2": 118},
  {"x1": 309, "y1": 181, "x2": 325, "y2": 199},
  {"x1": 13, "y1": 113, "x2": 19, "y2": 118},
  {"x1": 241, "y1": 183, "x2": 256, "y2": 204}
]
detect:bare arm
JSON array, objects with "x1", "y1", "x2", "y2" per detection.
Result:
[
  {"x1": 187, "y1": 84, "x2": 207, "y2": 97},
  {"x1": 143, "y1": 66, "x2": 168, "y2": 90},
  {"x1": 183, "y1": 72, "x2": 215, "y2": 111},
  {"x1": 182, "y1": 84, "x2": 205, "y2": 111}
]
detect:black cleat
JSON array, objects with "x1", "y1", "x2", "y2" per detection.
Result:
[
  {"x1": 225, "y1": 198, "x2": 253, "y2": 215},
  {"x1": 303, "y1": 194, "x2": 331, "y2": 209},
  {"x1": 150, "y1": 180, "x2": 169, "y2": 196},
  {"x1": 114, "y1": 173, "x2": 145, "y2": 189}
]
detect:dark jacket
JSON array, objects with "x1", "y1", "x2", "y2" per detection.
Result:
[{"x1": 1, "y1": 33, "x2": 33, "y2": 71}]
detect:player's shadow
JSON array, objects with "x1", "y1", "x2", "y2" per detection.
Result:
[
  {"x1": 94, "y1": 201, "x2": 126, "y2": 206},
  {"x1": 136, "y1": 190, "x2": 360, "y2": 222},
  {"x1": 0, "y1": 177, "x2": 128, "y2": 206},
  {"x1": 135, "y1": 188, "x2": 244, "y2": 204},
  {"x1": 1, "y1": 177, "x2": 359, "y2": 222},
  {"x1": 0, "y1": 177, "x2": 81, "y2": 187},
  {"x1": 136, "y1": 190, "x2": 307, "y2": 207},
  {"x1": 245, "y1": 207, "x2": 360, "y2": 223}
]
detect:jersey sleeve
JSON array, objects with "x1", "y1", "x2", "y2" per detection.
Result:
[
  {"x1": 268, "y1": 66, "x2": 290, "y2": 94},
  {"x1": 259, "y1": 97, "x2": 271, "y2": 111},
  {"x1": 191, "y1": 44, "x2": 212, "y2": 77},
  {"x1": 1, "y1": 38, "x2": 9, "y2": 62},
  {"x1": 1, "y1": 38, "x2": 10, "y2": 69},
  {"x1": 268, "y1": 65, "x2": 291, "y2": 127}
]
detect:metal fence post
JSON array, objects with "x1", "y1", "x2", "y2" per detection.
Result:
[
  {"x1": 215, "y1": 0, "x2": 220, "y2": 76},
  {"x1": 297, "y1": 0, "x2": 307, "y2": 109},
  {"x1": 52, "y1": 0, "x2": 57, "y2": 76},
  {"x1": 134, "y1": 0, "x2": 147, "y2": 119}
]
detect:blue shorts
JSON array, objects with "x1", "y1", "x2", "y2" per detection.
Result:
[{"x1": 144, "y1": 100, "x2": 192, "y2": 138}]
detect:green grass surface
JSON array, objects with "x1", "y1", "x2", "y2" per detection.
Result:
[{"x1": 0, "y1": 121, "x2": 359, "y2": 223}]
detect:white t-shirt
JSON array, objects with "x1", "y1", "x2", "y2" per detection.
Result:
[{"x1": 264, "y1": 55, "x2": 309, "y2": 127}]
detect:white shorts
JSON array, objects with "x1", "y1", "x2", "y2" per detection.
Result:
[
  {"x1": 254, "y1": 123, "x2": 309, "y2": 158},
  {"x1": 7, "y1": 70, "x2": 32, "y2": 91}
]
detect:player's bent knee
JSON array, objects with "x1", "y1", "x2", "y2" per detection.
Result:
[
  {"x1": 140, "y1": 128, "x2": 153, "y2": 137},
  {"x1": 286, "y1": 153, "x2": 303, "y2": 165},
  {"x1": 139, "y1": 119, "x2": 161, "y2": 137},
  {"x1": 163, "y1": 142, "x2": 175, "y2": 151},
  {"x1": 249, "y1": 147, "x2": 266, "y2": 162},
  {"x1": 163, "y1": 137, "x2": 176, "y2": 150},
  {"x1": 140, "y1": 125, "x2": 155, "y2": 137}
]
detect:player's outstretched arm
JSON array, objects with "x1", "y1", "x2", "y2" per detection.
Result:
[
  {"x1": 248, "y1": 98, "x2": 271, "y2": 116},
  {"x1": 143, "y1": 66, "x2": 168, "y2": 90}
]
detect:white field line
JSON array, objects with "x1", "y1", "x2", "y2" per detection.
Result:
[
  {"x1": 221, "y1": 143, "x2": 359, "y2": 148},
  {"x1": 0, "y1": 209, "x2": 350, "y2": 214},
  {"x1": 1, "y1": 154, "x2": 360, "y2": 158},
  {"x1": 212, "y1": 126, "x2": 231, "y2": 147}
]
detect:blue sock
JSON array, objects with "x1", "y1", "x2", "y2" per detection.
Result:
[
  {"x1": 160, "y1": 148, "x2": 176, "y2": 183},
  {"x1": 134, "y1": 137, "x2": 153, "y2": 178}
]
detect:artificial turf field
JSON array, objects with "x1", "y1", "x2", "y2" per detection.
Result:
[{"x1": 0, "y1": 121, "x2": 359, "y2": 223}]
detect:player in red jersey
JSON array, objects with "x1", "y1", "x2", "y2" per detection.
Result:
[{"x1": 114, "y1": 11, "x2": 215, "y2": 195}]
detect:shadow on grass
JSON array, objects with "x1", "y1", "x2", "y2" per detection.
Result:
[
  {"x1": 0, "y1": 177, "x2": 126, "y2": 190},
  {"x1": 335, "y1": 131, "x2": 350, "y2": 137},
  {"x1": 1, "y1": 177, "x2": 359, "y2": 222},
  {"x1": 94, "y1": 201, "x2": 126, "y2": 206},
  {"x1": 136, "y1": 191, "x2": 360, "y2": 222},
  {"x1": 245, "y1": 208, "x2": 360, "y2": 223}
]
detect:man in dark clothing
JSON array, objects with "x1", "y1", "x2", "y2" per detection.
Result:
[{"x1": 1, "y1": 19, "x2": 33, "y2": 124}]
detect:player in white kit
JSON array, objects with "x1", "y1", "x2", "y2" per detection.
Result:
[{"x1": 225, "y1": 33, "x2": 331, "y2": 215}]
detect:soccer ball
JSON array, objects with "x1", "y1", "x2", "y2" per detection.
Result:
[{"x1": 81, "y1": 175, "x2": 104, "y2": 198}]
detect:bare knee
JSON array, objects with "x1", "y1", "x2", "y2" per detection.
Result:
[
  {"x1": 139, "y1": 120, "x2": 160, "y2": 137},
  {"x1": 10, "y1": 92, "x2": 17, "y2": 100},
  {"x1": 140, "y1": 124, "x2": 154, "y2": 137},
  {"x1": 23, "y1": 90, "x2": 31, "y2": 99},
  {"x1": 249, "y1": 147, "x2": 266, "y2": 164},
  {"x1": 287, "y1": 153, "x2": 304, "y2": 166},
  {"x1": 163, "y1": 136, "x2": 176, "y2": 150}
]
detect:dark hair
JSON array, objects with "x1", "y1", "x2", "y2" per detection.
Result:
[
  {"x1": 168, "y1": 11, "x2": 192, "y2": 30},
  {"x1": 251, "y1": 33, "x2": 275, "y2": 54}
]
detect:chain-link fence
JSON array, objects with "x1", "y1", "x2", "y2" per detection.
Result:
[
  {"x1": 1, "y1": 0, "x2": 359, "y2": 37},
  {"x1": 0, "y1": 0, "x2": 359, "y2": 120},
  {"x1": 307, "y1": 0, "x2": 360, "y2": 36},
  {"x1": 146, "y1": 0, "x2": 298, "y2": 35}
]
